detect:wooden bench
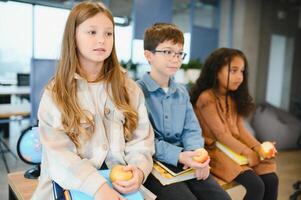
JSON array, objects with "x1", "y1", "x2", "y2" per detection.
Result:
[
  {"x1": 7, "y1": 171, "x2": 38, "y2": 200},
  {"x1": 213, "y1": 175, "x2": 238, "y2": 190},
  {"x1": 7, "y1": 171, "x2": 157, "y2": 200},
  {"x1": 7, "y1": 171, "x2": 237, "y2": 200}
]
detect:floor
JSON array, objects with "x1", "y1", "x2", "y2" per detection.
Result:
[
  {"x1": 227, "y1": 150, "x2": 301, "y2": 200},
  {"x1": 0, "y1": 120, "x2": 300, "y2": 200}
]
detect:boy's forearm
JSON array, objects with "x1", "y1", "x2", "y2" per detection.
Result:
[
  {"x1": 154, "y1": 138, "x2": 183, "y2": 166},
  {"x1": 182, "y1": 129, "x2": 204, "y2": 151}
]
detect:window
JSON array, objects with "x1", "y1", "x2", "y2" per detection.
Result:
[
  {"x1": 0, "y1": 1, "x2": 136, "y2": 80},
  {"x1": 115, "y1": 25, "x2": 132, "y2": 62},
  {"x1": 0, "y1": 1, "x2": 32, "y2": 77},
  {"x1": 34, "y1": 5, "x2": 69, "y2": 59}
]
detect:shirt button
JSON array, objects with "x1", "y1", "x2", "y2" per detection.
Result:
[
  {"x1": 166, "y1": 133, "x2": 170, "y2": 136},
  {"x1": 165, "y1": 115, "x2": 168, "y2": 119},
  {"x1": 102, "y1": 144, "x2": 108, "y2": 151},
  {"x1": 175, "y1": 133, "x2": 180, "y2": 138},
  {"x1": 104, "y1": 107, "x2": 110, "y2": 115}
]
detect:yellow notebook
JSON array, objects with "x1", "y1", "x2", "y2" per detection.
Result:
[{"x1": 216, "y1": 142, "x2": 248, "y2": 165}]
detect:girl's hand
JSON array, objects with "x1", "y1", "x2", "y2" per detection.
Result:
[
  {"x1": 195, "y1": 162, "x2": 211, "y2": 180},
  {"x1": 257, "y1": 141, "x2": 277, "y2": 159},
  {"x1": 112, "y1": 165, "x2": 144, "y2": 194},
  {"x1": 179, "y1": 151, "x2": 210, "y2": 169},
  {"x1": 242, "y1": 148, "x2": 260, "y2": 167},
  {"x1": 95, "y1": 183, "x2": 125, "y2": 200}
]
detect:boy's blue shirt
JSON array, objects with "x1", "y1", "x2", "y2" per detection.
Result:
[{"x1": 137, "y1": 72, "x2": 204, "y2": 166}]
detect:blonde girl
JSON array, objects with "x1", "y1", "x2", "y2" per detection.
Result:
[{"x1": 31, "y1": 1, "x2": 154, "y2": 200}]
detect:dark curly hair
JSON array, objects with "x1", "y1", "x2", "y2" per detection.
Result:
[{"x1": 189, "y1": 48, "x2": 254, "y2": 117}]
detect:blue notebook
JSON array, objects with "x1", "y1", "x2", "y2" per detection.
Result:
[{"x1": 53, "y1": 170, "x2": 144, "y2": 200}]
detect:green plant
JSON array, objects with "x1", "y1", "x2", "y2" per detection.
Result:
[
  {"x1": 120, "y1": 59, "x2": 138, "y2": 72},
  {"x1": 181, "y1": 58, "x2": 202, "y2": 71}
]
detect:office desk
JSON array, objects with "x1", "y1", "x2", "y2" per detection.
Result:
[
  {"x1": 0, "y1": 86, "x2": 30, "y2": 138},
  {"x1": 0, "y1": 86, "x2": 30, "y2": 96},
  {"x1": 0, "y1": 103, "x2": 30, "y2": 119}
]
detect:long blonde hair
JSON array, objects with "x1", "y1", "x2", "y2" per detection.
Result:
[{"x1": 50, "y1": 1, "x2": 137, "y2": 148}]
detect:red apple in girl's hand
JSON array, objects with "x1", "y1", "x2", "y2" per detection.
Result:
[
  {"x1": 193, "y1": 148, "x2": 209, "y2": 163},
  {"x1": 109, "y1": 165, "x2": 133, "y2": 182},
  {"x1": 259, "y1": 141, "x2": 276, "y2": 159}
]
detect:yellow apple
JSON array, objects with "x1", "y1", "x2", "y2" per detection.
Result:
[
  {"x1": 259, "y1": 141, "x2": 276, "y2": 159},
  {"x1": 109, "y1": 165, "x2": 133, "y2": 182},
  {"x1": 193, "y1": 148, "x2": 209, "y2": 163}
]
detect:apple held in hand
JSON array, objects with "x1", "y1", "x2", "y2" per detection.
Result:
[
  {"x1": 259, "y1": 141, "x2": 276, "y2": 159},
  {"x1": 109, "y1": 165, "x2": 133, "y2": 182},
  {"x1": 193, "y1": 148, "x2": 209, "y2": 163}
]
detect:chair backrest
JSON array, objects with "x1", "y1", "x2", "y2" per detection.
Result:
[
  {"x1": 30, "y1": 58, "x2": 57, "y2": 125},
  {"x1": 17, "y1": 73, "x2": 30, "y2": 86}
]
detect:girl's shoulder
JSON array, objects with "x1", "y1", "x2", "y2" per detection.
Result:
[
  {"x1": 124, "y1": 76, "x2": 142, "y2": 94},
  {"x1": 122, "y1": 73, "x2": 145, "y2": 103},
  {"x1": 198, "y1": 89, "x2": 215, "y2": 102},
  {"x1": 195, "y1": 89, "x2": 217, "y2": 109}
]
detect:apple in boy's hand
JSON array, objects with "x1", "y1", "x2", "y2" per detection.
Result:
[
  {"x1": 193, "y1": 148, "x2": 209, "y2": 163},
  {"x1": 109, "y1": 165, "x2": 133, "y2": 182},
  {"x1": 259, "y1": 141, "x2": 276, "y2": 159}
]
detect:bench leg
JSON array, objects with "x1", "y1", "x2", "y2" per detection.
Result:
[{"x1": 9, "y1": 186, "x2": 18, "y2": 200}]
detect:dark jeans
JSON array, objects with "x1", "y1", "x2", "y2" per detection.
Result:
[
  {"x1": 234, "y1": 170, "x2": 279, "y2": 200},
  {"x1": 144, "y1": 174, "x2": 231, "y2": 200}
]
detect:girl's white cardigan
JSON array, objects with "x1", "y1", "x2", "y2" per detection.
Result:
[{"x1": 31, "y1": 73, "x2": 155, "y2": 200}]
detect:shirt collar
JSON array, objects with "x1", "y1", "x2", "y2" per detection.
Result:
[
  {"x1": 73, "y1": 67, "x2": 128, "y2": 81},
  {"x1": 142, "y1": 72, "x2": 177, "y2": 94},
  {"x1": 74, "y1": 73, "x2": 85, "y2": 80}
]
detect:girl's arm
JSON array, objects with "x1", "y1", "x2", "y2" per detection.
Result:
[
  {"x1": 237, "y1": 116, "x2": 261, "y2": 149},
  {"x1": 123, "y1": 86, "x2": 155, "y2": 183},
  {"x1": 38, "y1": 89, "x2": 106, "y2": 197},
  {"x1": 196, "y1": 92, "x2": 250, "y2": 155}
]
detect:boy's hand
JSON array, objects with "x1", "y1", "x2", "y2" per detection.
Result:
[
  {"x1": 195, "y1": 164, "x2": 210, "y2": 180},
  {"x1": 95, "y1": 183, "x2": 125, "y2": 200},
  {"x1": 179, "y1": 151, "x2": 211, "y2": 169},
  {"x1": 112, "y1": 165, "x2": 144, "y2": 194}
]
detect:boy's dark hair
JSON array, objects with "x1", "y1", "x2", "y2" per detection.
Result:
[
  {"x1": 143, "y1": 23, "x2": 184, "y2": 51},
  {"x1": 189, "y1": 47, "x2": 255, "y2": 117}
]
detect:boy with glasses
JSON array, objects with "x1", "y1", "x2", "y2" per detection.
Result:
[{"x1": 137, "y1": 23, "x2": 230, "y2": 200}]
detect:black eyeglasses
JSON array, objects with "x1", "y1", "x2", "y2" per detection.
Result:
[{"x1": 151, "y1": 49, "x2": 187, "y2": 60}]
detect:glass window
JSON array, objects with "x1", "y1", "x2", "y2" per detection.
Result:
[
  {"x1": 183, "y1": 32, "x2": 191, "y2": 64},
  {"x1": 194, "y1": 4, "x2": 216, "y2": 28},
  {"x1": 115, "y1": 25, "x2": 132, "y2": 62},
  {"x1": 132, "y1": 39, "x2": 146, "y2": 64},
  {"x1": 34, "y1": 5, "x2": 69, "y2": 59},
  {"x1": 0, "y1": 1, "x2": 33, "y2": 78}
]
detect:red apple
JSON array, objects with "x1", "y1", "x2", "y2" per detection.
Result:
[
  {"x1": 193, "y1": 148, "x2": 209, "y2": 163},
  {"x1": 109, "y1": 165, "x2": 133, "y2": 182}
]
